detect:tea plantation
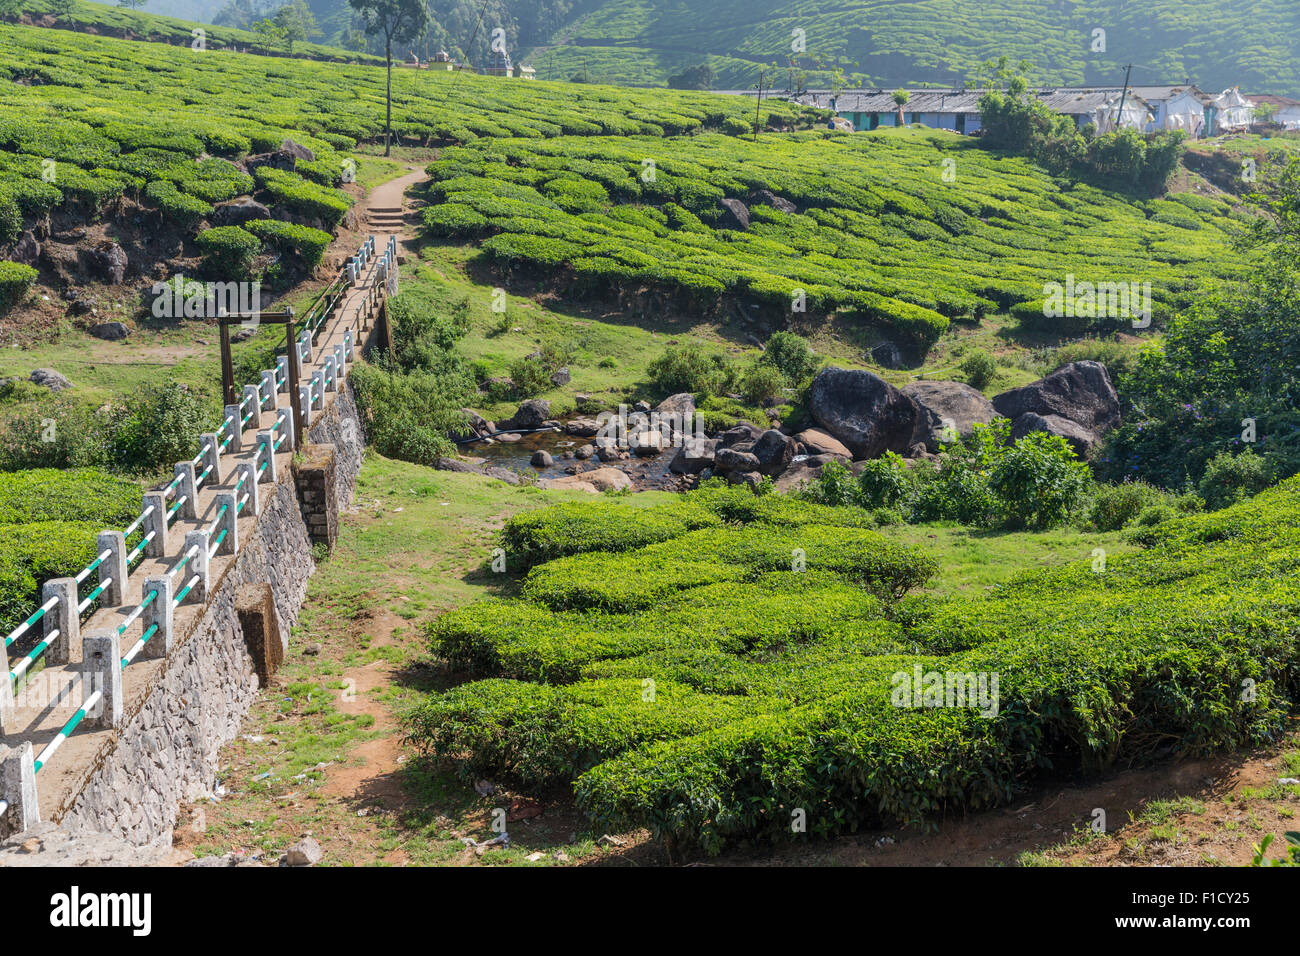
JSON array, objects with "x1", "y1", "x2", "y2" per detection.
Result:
[
  {"x1": 0, "y1": 23, "x2": 810, "y2": 243},
  {"x1": 423, "y1": 127, "x2": 1247, "y2": 348},
  {"x1": 408, "y1": 480, "x2": 1300, "y2": 852}
]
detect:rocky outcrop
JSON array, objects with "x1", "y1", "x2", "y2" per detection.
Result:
[
  {"x1": 1009, "y1": 412, "x2": 1101, "y2": 457},
  {"x1": 30, "y1": 368, "x2": 72, "y2": 391},
  {"x1": 807, "y1": 367, "x2": 926, "y2": 460},
  {"x1": 902, "y1": 380, "x2": 997, "y2": 449},
  {"x1": 82, "y1": 241, "x2": 128, "y2": 284},
  {"x1": 211, "y1": 199, "x2": 271, "y2": 227},
  {"x1": 89, "y1": 321, "x2": 130, "y2": 342},
  {"x1": 718, "y1": 198, "x2": 750, "y2": 230},
  {"x1": 504, "y1": 399, "x2": 551, "y2": 430},
  {"x1": 669, "y1": 438, "x2": 717, "y2": 475},
  {"x1": 750, "y1": 189, "x2": 798, "y2": 214},
  {"x1": 794, "y1": 428, "x2": 852, "y2": 459},
  {"x1": 751, "y1": 429, "x2": 796, "y2": 476},
  {"x1": 992, "y1": 361, "x2": 1120, "y2": 435}
]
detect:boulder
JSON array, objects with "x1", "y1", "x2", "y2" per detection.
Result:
[
  {"x1": 751, "y1": 429, "x2": 796, "y2": 476},
  {"x1": 718, "y1": 197, "x2": 751, "y2": 230},
  {"x1": 506, "y1": 398, "x2": 550, "y2": 430},
  {"x1": 807, "y1": 367, "x2": 926, "y2": 460},
  {"x1": 88, "y1": 321, "x2": 130, "y2": 341},
  {"x1": 538, "y1": 476, "x2": 599, "y2": 494},
  {"x1": 83, "y1": 241, "x2": 128, "y2": 284},
  {"x1": 285, "y1": 837, "x2": 323, "y2": 867},
  {"x1": 453, "y1": 408, "x2": 492, "y2": 440},
  {"x1": 654, "y1": 392, "x2": 696, "y2": 421},
  {"x1": 280, "y1": 139, "x2": 316, "y2": 163},
  {"x1": 210, "y1": 198, "x2": 271, "y2": 227},
  {"x1": 669, "y1": 438, "x2": 717, "y2": 475},
  {"x1": 574, "y1": 467, "x2": 632, "y2": 492},
  {"x1": 550, "y1": 366, "x2": 570, "y2": 386},
  {"x1": 12, "y1": 230, "x2": 39, "y2": 266},
  {"x1": 902, "y1": 380, "x2": 998, "y2": 449},
  {"x1": 629, "y1": 430, "x2": 665, "y2": 457},
  {"x1": 794, "y1": 428, "x2": 852, "y2": 459},
  {"x1": 727, "y1": 471, "x2": 764, "y2": 489},
  {"x1": 530, "y1": 450, "x2": 553, "y2": 468},
  {"x1": 774, "y1": 454, "x2": 840, "y2": 493},
  {"x1": 433, "y1": 458, "x2": 523, "y2": 486},
  {"x1": 1009, "y1": 412, "x2": 1100, "y2": 458},
  {"x1": 494, "y1": 432, "x2": 521, "y2": 443},
  {"x1": 992, "y1": 361, "x2": 1120, "y2": 435},
  {"x1": 750, "y1": 189, "x2": 798, "y2": 214},
  {"x1": 564, "y1": 418, "x2": 600, "y2": 437},
  {"x1": 714, "y1": 447, "x2": 762, "y2": 474},
  {"x1": 870, "y1": 341, "x2": 904, "y2": 370},
  {"x1": 29, "y1": 368, "x2": 71, "y2": 391},
  {"x1": 575, "y1": 444, "x2": 595, "y2": 460},
  {"x1": 716, "y1": 421, "x2": 764, "y2": 447}
]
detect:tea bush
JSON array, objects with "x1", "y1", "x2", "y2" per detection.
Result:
[
  {"x1": 244, "y1": 219, "x2": 332, "y2": 269},
  {"x1": 195, "y1": 226, "x2": 261, "y2": 280},
  {"x1": 409, "y1": 475, "x2": 1300, "y2": 852},
  {"x1": 0, "y1": 260, "x2": 36, "y2": 311}
]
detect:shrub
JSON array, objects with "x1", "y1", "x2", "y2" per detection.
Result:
[
  {"x1": 244, "y1": 219, "x2": 331, "y2": 269},
  {"x1": 507, "y1": 356, "x2": 553, "y2": 398},
  {"x1": 759, "y1": 331, "x2": 820, "y2": 383},
  {"x1": 739, "y1": 362, "x2": 787, "y2": 406},
  {"x1": 144, "y1": 179, "x2": 212, "y2": 230},
  {"x1": 959, "y1": 348, "x2": 997, "y2": 390},
  {"x1": 1198, "y1": 449, "x2": 1276, "y2": 510},
  {"x1": 0, "y1": 260, "x2": 37, "y2": 311},
  {"x1": 1087, "y1": 480, "x2": 1166, "y2": 531},
  {"x1": 195, "y1": 225, "x2": 261, "y2": 280},
  {"x1": 855, "y1": 451, "x2": 915, "y2": 511},
  {"x1": 988, "y1": 430, "x2": 1091, "y2": 529},
  {"x1": 648, "y1": 343, "x2": 734, "y2": 398},
  {"x1": 111, "y1": 383, "x2": 210, "y2": 474},
  {"x1": 349, "y1": 362, "x2": 476, "y2": 467}
]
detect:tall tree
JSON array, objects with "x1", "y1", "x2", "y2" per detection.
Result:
[
  {"x1": 892, "y1": 89, "x2": 910, "y2": 127},
  {"x1": 350, "y1": 0, "x2": 431, "y2": 156},
  {"x1": 274, "y1": 0, "x2": 320, "y2": 53}
]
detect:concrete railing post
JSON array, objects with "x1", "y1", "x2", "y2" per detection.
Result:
[
  {"x1": 0, "y1": 743, "x2": 40, "y2": 836},
  {"x1": 236, "y1": 462, "x2": 260, "y2": 517},
  {"x1": 299, "y1": 330, "x2": 313, "y2": 365},
  {"x1": 311, "y1": 373, "x2": 324, "y2": 410},
  {"x1": 182, "y1": 530, "x2": 210, "y2": 604},
  {"x1": 258, "y1": 370, "x2": 276, "y2": 412},
  {"x1": 223, "y1": 405, "x2": 244, "y2": 453},
  {"x1": 42, "y1": 579, "x2": 77, "y2": 666},
  {"x1": 96, "y1": 531, "x2": 127, "y2": 607},
  {"x1": 324, "y1": 356, "x2": 337, "y2": 393},
  {"x1": 173, "y1": 462, "x2": 198, "y2": 519},
  {"x1": 198, "y1": 433, "x2": 221, "y2": 488},
  {"x1": 82, "y1": 631, "x2": 123, "y2": 730},
  {"x1": 298, "y1": 385, "x2": 314, "y2": 430},
  {"x1": 275, "y1": 355, "x2": 288, "y2": 393},
  {"x1": 333, "y1": 344, "x2": 346, "y2": 380},
  {"x1": 0, "y1": 643, "x2": 14, "y2": 733},
  {"x1": 213, "y1": 493, "x2": 238, "y2": 556},
  {"x1": 279, "y1": 402, "x2": 296, "y2": 451},
  {"x1": 256, "y1": 431, "x2": 277, "y2": 484},
  {"x1": 347, "y1": 260, "x2": 359, "y2": 283},
  {"x1": 139, "y1": 576, "x2": 173, "y2": 661},
  {"x1": 142, "y1": 492, "x2": 168, "y2": 558},
  {"x1": 241, "y1": 385, "x2": 261, "y2": 429},
  {"x1": 343, "y1": 328, "x2": 354, "y2": 361}
]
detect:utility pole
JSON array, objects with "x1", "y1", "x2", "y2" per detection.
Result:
[
  {"x1": 753, "y1": 70, "x2": 765, "y2": 142},
  {"x1": 1116, "y1": 63, "x2": 1133, "y2": 131}
]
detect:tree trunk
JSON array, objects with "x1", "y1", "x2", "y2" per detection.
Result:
[{"x1": 385, "y1": 35, "x2": 393, "y2": 157}]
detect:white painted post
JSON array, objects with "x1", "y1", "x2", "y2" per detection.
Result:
[
  {"x1": 348, "y1": 259, "x2": 359, "y2": 283},
  {"x1": 198, "y1": 433, "x2": 221, "y2": 487},
  {"x1": 182, "y1": 530, "x2": 210, "y2": 603},
  {"x1": 212, "y1": 493, "x2": 238, "y2": 556},
  {"x1": 256, "y1": 431, "x2": 277, "y2": 483},
  {"x1": 311, "y1": 373, "x2": 324, "y2": 410},
  {"x1": 324, "y1": 356, "x2": 337, "y2": 393},
  {"x1": 223, "y1": 405, "x2": 243, "y2": 452},
  {"x1": 333, "y1": 344, "x2": 346, "y2": 379},
  {"x1": 0, "y1": 743, "x2": 39, "y2": 836},
  {"x1": 343, "y1": 328, "x2": 354, "y2": 361},
  {"x1": 82, "y1": 631, "x2": 123, "y2": 730},
  {"x1": 138, "y1": 576, "x2": 172, "y2": 661},
  {"x1": 96, "y1": 531, "x2": 127, "y2": 607},
  {"x1": 298, "y1": 385, "x2": 314, "y2": 429},
  {"x1": 42, "y1": 579, "x2": 77, "y2": 666},
  {"x1": 236, "y1": 462, "x2": 260, "y2": 517},
  {"x1": 259, "y1": 371, "x2": 276, "y2": 411},
  {"x1": 275, "y1": 355, "x2": 288, "y2": 393},
  {"x1": 0, "y1": 644, "x2": 14, "y2": 733},
  {"x1": 299, "y1": 330, "x2": 313, "y2": 365},
  {"x1": 173, "y1": 462, "x2": 198, "y2": 519},
  {"x1": 242, "y1": 385, "x2": 261, "y2": 428},
  {"x1": 141, "y1": 492, "x2": 168, "y2": 558},
  {"x1": 279, "y1": 402, "x2": 296, "y2": 450}
]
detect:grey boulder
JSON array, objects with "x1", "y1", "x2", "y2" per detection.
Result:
[{"x1": 807, "y1": 367, "x2": 925, "y2": 460}]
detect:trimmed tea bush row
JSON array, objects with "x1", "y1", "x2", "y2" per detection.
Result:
[{"x1": 410, "y1": 476, "x2": 1300, "y2": 852}]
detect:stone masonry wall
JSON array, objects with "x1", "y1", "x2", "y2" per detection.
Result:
[{"x1": 54, "y1": 382, "x2": 366, "y2": 846}]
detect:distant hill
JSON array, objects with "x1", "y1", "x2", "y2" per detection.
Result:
[{"x1": 19, "y1": 0, "x2": 1300, "y2": 96}]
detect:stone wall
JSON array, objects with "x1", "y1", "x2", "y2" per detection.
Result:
[{"x1": 53, "y1": 382, "x2": 366, "y2": 846}]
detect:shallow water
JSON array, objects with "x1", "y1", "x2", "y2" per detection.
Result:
[{"x1": 460, "y1": 428, "x2": 678, "y2": 487}]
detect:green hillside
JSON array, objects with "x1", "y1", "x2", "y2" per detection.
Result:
[
  {"x1": 423, "y1": 126, "x2": 1246, "y2": 348},
  {"x1": 535, "y1": 0, "x2": 1300, "y2": 93}
]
